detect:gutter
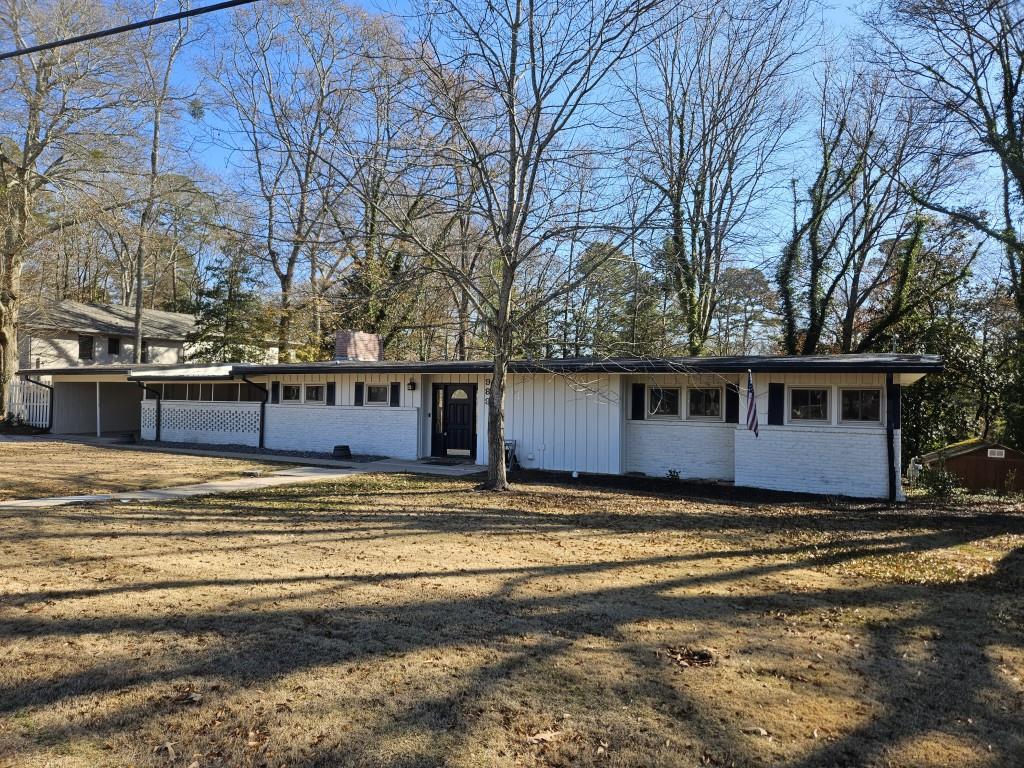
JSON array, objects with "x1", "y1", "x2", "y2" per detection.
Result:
[
  {"x1": 136, "y1": 381, "x2": 162, "y2": 441},
  {"x1": 241, "y1": 376, "x2": 268, "y2": 449},
  {"x1": 886, "y1": 373, "x2": 897, "y2": 503},
  {"x1": 23, "y1": 376, "x2": 54, "y2": 432}
]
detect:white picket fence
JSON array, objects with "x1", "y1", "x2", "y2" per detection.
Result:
[{"x1": 8, "y1": 379, "x2": 50, "y2": 428}]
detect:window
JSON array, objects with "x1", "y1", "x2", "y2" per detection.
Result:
[
  {"x1": 78, "y1": 335, "x2": 93, "y2": 361},
  {"x1": 841, "y1": 389, "x2": 881, "y2": 423},
  {"x1": 790, "y1": 388, "x2": 829, "y2": 422},
  {"x1": 304, "y1": 384, "x2": 325, "y2": 404},
  {"x1": 648, "y1": 386, "x2": 680, "y2": 417},
  {"x1": 282, "y1": 384, "x2": 302, "y2": 402},
  {"x1": 108, "y1": 337, "x2": 120, "y2": 356},
  {"x1": 213, "y1": 383, "x2": 241, "y2": 402},
  {"x1": 688, "y1": 387, "x2": 722, "y2": 419},
  {"x1": 141, "y1": 340, "x2": 150, "y2": 363},
  {"x1": 163, "y1": 383, "x2": 187, "y2": 400},
  {"x1": 366, "y1": 384, "x2": 389, "y2": 404}
]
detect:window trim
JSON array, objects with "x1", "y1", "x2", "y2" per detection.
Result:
[
  {"x1": 686, "y1": 385, "x2": 725, "y2": 422},
  {"x1": 647, "y1": 385, "x2": 682, "y2": 419},
  {"x1": 787, "y1": 386, "x2": 831, "y2": 424},
  {"x1": 303, "y1": 383, "x2": 326, "y2": 405},
  {"x1": 839, "y1": 387, "x2": 884, "y2": 426},
  {"x1": 365, "y1": 383, "x2": 390, "y2": 406}
]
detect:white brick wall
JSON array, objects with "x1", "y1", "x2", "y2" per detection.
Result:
[
  {"x1": 264, "y1": 404, "x2": 419, "y2": 459},
  {"x1": 624, "y1": 420, "x2": 735, "y2": 480},
  {"x1": 734, "y1": 425, "x2": 892, "y2": 499}
]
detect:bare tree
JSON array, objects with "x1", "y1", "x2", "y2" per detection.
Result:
[
  {"x1": 869, "y1": 0, "x2": 1024, "y2": 320},
  {"x1": 128, "y1": 1, "x2": 193, "y2": 362},
  {"x1": 778, "y1": 67, "x2": 971, "y2": 354},
  {"x1": 208, "y1": 0, "x2": 367, "y2": 360},
  {"x1": 402, "y1": 0, "x2": 664, "y2": 489},
  {"x1": 0, "y1": 0, "x2": 132, "y2": 415},
  {"x1": 627, "y1": 0, "x2": 808, "y2": 354}
]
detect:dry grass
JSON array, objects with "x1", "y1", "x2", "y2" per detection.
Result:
[
  {"x1": 0, "y1": 440, "x2": 272, "y2": 500},
  {"x1": 1, "y1": 474, "x2": 1023, "y2": 768}
]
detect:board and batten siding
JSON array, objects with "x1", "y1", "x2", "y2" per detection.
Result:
[{"x1": 503, "y1": 373, "x2": 622, "y2": 474}]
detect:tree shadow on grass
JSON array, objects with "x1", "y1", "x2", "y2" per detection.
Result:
[{"x1": 1, "y1": 481, "x2": 1023, "y2": 766}]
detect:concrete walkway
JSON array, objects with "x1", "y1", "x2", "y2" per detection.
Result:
[
  {"x1": 0, "y1": 466, "x2": 365, "y2": 509},
  {"x1": 0, "y1": 435, "x2": 485, "y2": 509}
]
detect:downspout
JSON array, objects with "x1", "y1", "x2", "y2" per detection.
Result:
[
  {"x1": 241, "y1": 376, "x2": 268, "y2": 450},
  {"x1": 136, "y1": 381, "x2": 162, "y2": 442},
  {"x1": 886, "y1": 372, "x2": 896, "y2": 503},
  {"x1": 23, "y1": 376, "x2": 53, "y2": 432}
]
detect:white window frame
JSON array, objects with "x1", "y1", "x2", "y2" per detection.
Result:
[
  {"x1": 686, "y1": 386, "x2": 725, "y2": 422},
  {"x1": 303, "y1": 383, "x2": 326, "y2": 405},
  {"x1": 281, "y1": 384, "x2": 302, "y2": 403},
  {"x1": 787, "y1": 386, "x2": 831, "y2": 424},
  {"x1": 365, "y1": 383, "x2": 390, "y2": 406},
  {"x1": 647, "y1": 386, "x2": 681, "y2": 419},
  {"x1": 839, "y1": 387, "x2": 884, "y2": 426}
]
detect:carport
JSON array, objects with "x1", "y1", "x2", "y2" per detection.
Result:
[{"x1": 50, "y1": 372, "x2": 143, "y2": 436}]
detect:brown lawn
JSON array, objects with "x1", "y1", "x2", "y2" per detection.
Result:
[
  {"x1": 0, "y1": 439, "x2": 272, "y2": 500},
  {"x1": 1, "y1": 474, "x2": 1023, "y2": 768}
]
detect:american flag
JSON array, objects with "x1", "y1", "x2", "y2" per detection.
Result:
[{"x1": 746, "y1": 370, "x2": 759, "y2": 438}]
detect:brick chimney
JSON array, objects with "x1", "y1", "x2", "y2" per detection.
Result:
[{"x1": 334, "y1": 329, "x2": 384, "y2": 361}]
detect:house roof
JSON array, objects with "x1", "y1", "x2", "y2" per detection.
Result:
[
  {"x1": 231, "y1": 353, "x2": 944, "y2": 376},
  {"x1": 19, "y1": 352, "x2": 944, "y2": 380},
  {"x1": 21, "y1": 301, "x2": 195, "y2": 340},
  {"x1": 918, "y1": 438, "x2": 1024, "y2": 464}
]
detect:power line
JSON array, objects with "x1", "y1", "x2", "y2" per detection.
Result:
[{"x1": 0, "y1": 0, "x2": 262, "y2": 62}]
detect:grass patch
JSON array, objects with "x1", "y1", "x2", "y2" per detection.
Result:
[{"x1": 1, "y1": 474, "x2": 1023, "y2": 767}]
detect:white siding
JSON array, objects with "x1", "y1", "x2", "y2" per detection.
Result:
[
  {"x1": 504, "y1": 373, "x2": 622, "y2": 474},
  {"x1": 21, "y1": 332, "x2": 184, "y2": 368}
]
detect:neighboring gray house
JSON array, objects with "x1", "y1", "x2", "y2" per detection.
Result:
[{"x1": 18, "y1": 301, "x2": 195, "y2": 369}]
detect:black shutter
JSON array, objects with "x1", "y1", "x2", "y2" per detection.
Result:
[
  {"x1": 886, "y1": 382, "x2": 901, "y2": 429},
  {"x1": 725, "y1": 384, "x2": 739, "y2": 423},
  {"x1": 767, "y1": 383, "x2": 784, "y2": 425},
  {"x1": 354, "y1": 382, "x2": 364, "y2": 406},
  {"x1": 326, "y1": 382, "x2": 336, "y2": 405},
  {"x1": 270, "y1": 381, "x2": 280, "y2": 404},
  {"x1": 389, "y1": 382, "x2": 401, "y2": 407},
  {"x1": 630, "y1": 382, "x2": 646, "y2": 420}
]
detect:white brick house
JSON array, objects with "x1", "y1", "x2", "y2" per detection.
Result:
[{"x1": 19, "y1": 344, "x2": 941, "y2": 500}]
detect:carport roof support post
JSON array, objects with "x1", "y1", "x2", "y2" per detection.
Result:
[{"x1": 95, "y1": 381, "x2": 100, "y2": 437}]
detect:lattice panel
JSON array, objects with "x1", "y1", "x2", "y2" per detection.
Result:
[
  {"x1": 162, "y1": 405, "x2": 260, "y2": 434},
  {"x1": 141, "y1": 404, "x2": 156, "y2": 431}
]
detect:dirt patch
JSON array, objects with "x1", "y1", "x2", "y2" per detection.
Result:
[
  {"x1": 0, "y1": 439, "x2": 273, "y2": 500},
  {"x1": 1, "y1": 474, "x2": 1023, "y2": 767}
]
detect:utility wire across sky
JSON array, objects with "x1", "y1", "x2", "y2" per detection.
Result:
[{"x1": 0, "y1": 0, "x2": 262, "y2": 61}]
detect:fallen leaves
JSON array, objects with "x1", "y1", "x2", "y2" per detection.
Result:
[
  {"x1": 527, "y1": 729, "x2": 563, "y2": 744},
  {"x1": 661, "y1": 646, "x2": 717, "y2": 668}
]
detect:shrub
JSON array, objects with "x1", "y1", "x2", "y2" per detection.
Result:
[{"x1": 918, "y1": 467, "x2": 961, "y2": 499}]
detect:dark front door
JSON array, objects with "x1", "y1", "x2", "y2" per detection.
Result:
[{"x1": 444, "y1": 385, "x2": 475, "y2": 457}]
